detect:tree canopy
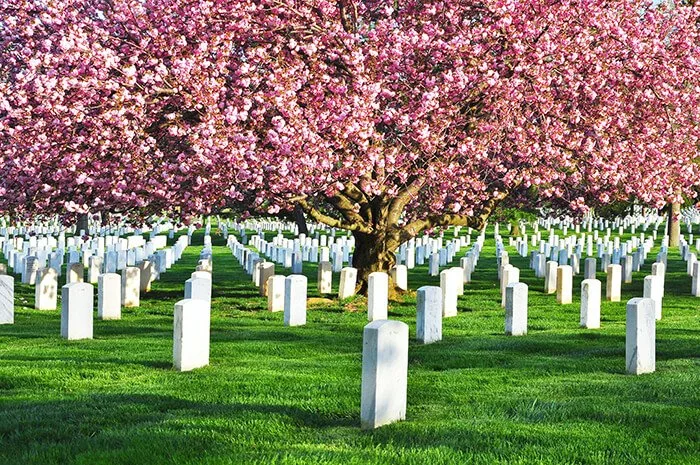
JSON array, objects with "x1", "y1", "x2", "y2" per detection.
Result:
[{"x1": 2, "y1": 0, "x2": 699, "y2": 282}]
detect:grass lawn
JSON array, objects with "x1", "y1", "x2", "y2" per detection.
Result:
[{"x1": 0, "y1": 227, "x2": 698, "y2": 464}]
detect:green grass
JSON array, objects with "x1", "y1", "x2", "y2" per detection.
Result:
[{"x1": 0, "y1": 227, "x2": 698, "y2": 465}]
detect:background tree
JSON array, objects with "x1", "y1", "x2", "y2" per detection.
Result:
[
  {"x1": 2, "y1": 0, "x2": 700, "y2": 290},
  {"x1": 490, "y1": 207, "x2": 539, "y2": 237}
]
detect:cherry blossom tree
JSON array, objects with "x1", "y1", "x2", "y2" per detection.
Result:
[
  {"x1": 667, "y1": 0, "x2": 699, "y2": 248},
  {"x1": 2, "y1": 0, "x2": 700, "y2": 290}
]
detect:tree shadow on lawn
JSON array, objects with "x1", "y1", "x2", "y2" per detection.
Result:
[
  {"x1": 2, "y1": 314, "x2": 174, "y2": 340},
  {"x1": 1, "y1": 379, "x2": 695, "y2": 465},
  {"x1": 1, "y1": 322, "x2": 363, "y2": 370},
  {"x1": 408, "y1": 330, "x2": 699, "y2": 374},
  {"x1": 0, "y1": 353, "x2": 173, "y2": 370},
  {"x1": 5, "y1": 320, "x2": 695, "y2": 381},
  {"x1": 0, "y1": 393, "x2": 357, "y2": 464},
  {"x1": 140, "y1": 288, "x2": 188, "y2": 302},
  {"x1": 209, "y1": 326, "x2": 363, "y2": 361},
  {"x1": 365, "y1": 408, "x2": 697, "y2": 464}
]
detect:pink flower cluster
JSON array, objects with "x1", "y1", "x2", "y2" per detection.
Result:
[{"x1": 0, "y1": 0, "x2": 698, "y2": 226}]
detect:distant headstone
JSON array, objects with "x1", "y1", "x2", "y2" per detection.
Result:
[
  {"x1": 338, "y1": 267, "x2": 357, "y2": 299},
  {"x1": 267, "y1": 275, "x2": 286, "y2": 312},
  {"x1": 67, "y1": 262, "x2": 84, "y2": 284},
  {"x1": 121, "y1": 266, "x2": 140, "y2": 307},
  {"x1": 406, "y1": 247, "x2": 415, "y2": 269},
  {"x1": 105, "y1": 251, "x2": 118, "y2": 273},
  {"x1": 416, "y1": 286, "x2": 442, "y2": 344},
  {"x1": 558, "y1": 249, "x2": 568, "y2": 266},
  {"x1": 505, "y1": 282, "x2": 527, "y2": 336},
  {"x1": 501, "y1": 265, "x2": 520, "y2": 308},
  {"x1": 688, "y1": 253, "x2": 697, "y2": 276},
  {"x1": 252, "y1": 259, "x2": 264, "y2": 285},
  {"x1": 622, "y1": 255, "x2": 633, "y2": 284},
  {"x1": 571, "y1": 254, "x2": 580, "y2": 275},
  {"x1": 0, "y1": 275, "x2": 14, "y2": 324},
  {"x1": 98, "y1": 273, "x2": 122, "y2": 320},
  {"x1": 461, "y1": 256, "x2": 473, "y2": 283},
  {"x1": 284, "y1": 275, "x2": 307, "y2": 326},
  {"x1": 138, "y1": 260, "x2": 155, "y2": 293},
  {"x1": 643, "y1": 275, "x2": 663, "y2": 320},
  {"x1": 429, "y1": 252, "x2": 440, "y2": 276},
  {"x1": 651, "y1": 262, "x2": 666, "y2": 298},
  {"x1": 580, "y1": 279, "x2": 601, "y2": 329},
  {"x1": 692, "y1": 262, "x2": 700, "y2": 298},
  {"x1": 606, "y1": 264, "x2": 622, "y2": 302},
  {"x1": 544, "y1": 261, "x2": 558, "y2": 294},
  {"x1": 556, "y1": 265, "x2": 573, "y2": 304},
  {"x1": 440, "y1": 269, "x2": 459, "y2": 317},
  {"x1": 88, "y1": 256, "x2": 103, "y2": 284},
  {"x1": 367, "y1": 272, "x2": 389, "y2": 321},
  {"x1": 35, "y1": 268, "x2": 58, "y2": 311},
  {"x1": 259, "y1": 262, "x2": 275, "y2": 296},
  {"x1": 534, "y1": 253, "x2": 546, "y2": 278},
  {"x1": 184, "y1": 275, "x2": 212, "y2": 309},
  {"x1": 498, "y1": 254, "x2": 510, "y2": 279},
  {"x1": 390, "y1": 265, "x2": 408, "y2": 291},
  {"x1": 22, "y1": 256, "x2": 39, "y2": 285},
  {"x1": 197, "y1": 258, "x2": 213, "y2": 273},
  {"x1": 317, "y1": 261, "x2": 332, "y2": 294},
  {"x1": 443, "y1": 267, "x2": 461, "y2": 299},
  {"x1": 584, "y1": 258, "x2": 597, "y2": 280}
]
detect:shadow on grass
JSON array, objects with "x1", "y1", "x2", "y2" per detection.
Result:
[
  {"x1": 0, "y1": 354, "x2": 173, "y2": 370},
  {"x1": 0, "y1": 392, "x2": 364, "y2": 464}
]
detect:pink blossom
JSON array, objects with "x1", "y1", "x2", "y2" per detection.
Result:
[{"x1": 0, "y1": 0, "x2": 697, "y2": 230}]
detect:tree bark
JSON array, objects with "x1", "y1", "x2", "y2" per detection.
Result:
[
  {"x1": 668, "y1": 201, "x2": 681, "y2": 247},
  {"x1": 510, "y1": 221, "x2": 521, "y2": 237},
  {"x1": 295, "y1": 186, "x2": 507, "y2": 297},
  {"x1": 351, "y1": 230, "x2": 401, "y2": 297},
  {"x1": 294, "y1": 204, "x2": 309, "y2": 235},
  {"x1": 75, "y1": 213, "x2": 89, "y2": 236}
]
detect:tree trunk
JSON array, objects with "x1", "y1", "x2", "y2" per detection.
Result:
[
  {"x1": 668, "y1": 201, "x2": 681, "y2": 247},
  {"x1": 510, "y1": 221, "x2": 521, "y2": 237},
  {"x1": 351, "y1": 230, "x2": 401, "y2": 297},
  {"x1": 294, "y1": 204, "x2": 309, "y2": 235},
  {"x1": 75, "y1": 213, "x2": 89, "y2": 237}
]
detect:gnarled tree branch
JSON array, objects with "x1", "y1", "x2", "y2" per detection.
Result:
[
  {"x1": 387, "y1": 175, "x2": 427, "y2": 227},
  {"x1": 396, "y1": 190, "x2": 509, "y2": 243},
  {"x1": 338, "y1": 0, "x2": 358, "y2": 34},
  {"x1": 296, "y1": 197, "x2": 373, "y2": 233},
  {"x1": 328, "y1": 190, "x2": 372, "y2": 231}
]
